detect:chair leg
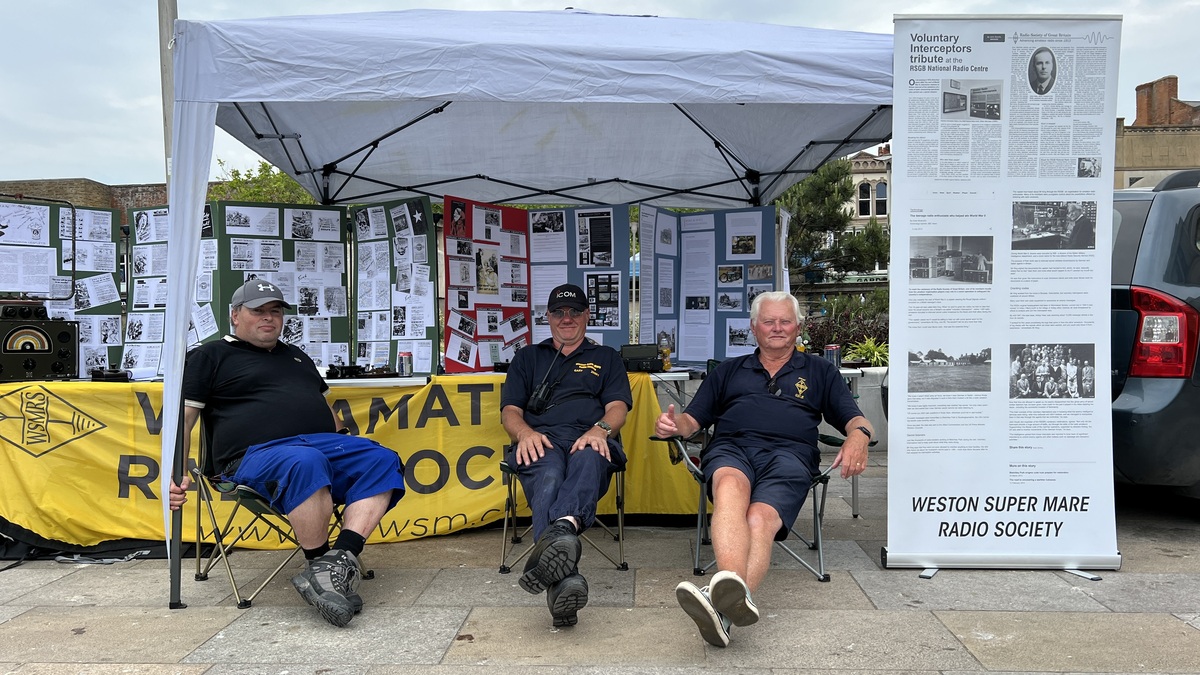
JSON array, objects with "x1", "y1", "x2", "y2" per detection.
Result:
[
  {"x1": 851, "y1": 474, "x2": 860, "y2": 518},
  {"x1": 776, "y1": 476, "x2": 831, "y2": 582}
]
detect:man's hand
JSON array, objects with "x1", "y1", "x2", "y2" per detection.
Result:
[
  {"x1": 570, "y1": 426, "x2": 611, "y2": 460},
  {"x1": 514, "y1": 427, "x2": 552, "y2": 466},
  {"x1": 655, "y1": 404, "x2": 680, "y2": 437},
  {"x1": 831, "y1": 436, "x2": 869, "y2": 479},
  {"x1": 169, "y1": 475, "x2": 191, "y2": 510}
]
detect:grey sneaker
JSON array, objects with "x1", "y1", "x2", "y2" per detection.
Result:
[
  {"x1": 676, "y1": 582, "x2": 731, "y2": 648},
  {"x1": 291, "y1": 549, "x2": 362, "y2": 627},
  {"x1": 710, "y1": 570, "x2": 759, "y2": 626},
  {"x1": 547, "y1": 572, "x2": 589, "y2": 627},
  {"x1": 519, "y1": 520, "x2": 581, "y2": 594}
]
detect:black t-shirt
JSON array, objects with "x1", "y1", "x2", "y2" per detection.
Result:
[
  {"x1": 500, "y1": 338, "x2": 632, "y2": 439},
  {"x1": 183, "y1": 336, "x2": 335, "y2": 472},
  {"x1": 685, "y1": 349, "x2": 862, "y2": 453}
]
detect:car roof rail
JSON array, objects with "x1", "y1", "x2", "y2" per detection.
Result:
[{"x1": 1153, "y1": 169, "x2": 1200, "y2": 192}]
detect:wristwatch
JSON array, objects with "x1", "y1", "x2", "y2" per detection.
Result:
[
  {"x1": 594, "y1": 420, "x2": 612, "y2": 436},
  {"x1": 853, "y1": 425, "x2": 872, "y2": 440}
]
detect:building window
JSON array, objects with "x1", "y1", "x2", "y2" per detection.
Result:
[
  {"x1": 875, "y1": 181, "x2": 888, "y2": 217},
  {"x1": 857, "y1": 182, "x2": 871, "y2": 217}
]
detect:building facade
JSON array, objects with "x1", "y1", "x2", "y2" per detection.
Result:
[{"x1": 1115, "y1": 76, "x2": 1200, "y2": 189}]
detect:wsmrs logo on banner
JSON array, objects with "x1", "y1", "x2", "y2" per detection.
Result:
[{"x1": 0, "y1": 385, "x2": 106, "y2": 458}]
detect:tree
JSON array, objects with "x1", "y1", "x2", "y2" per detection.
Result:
[
  {"x1": 776, "y1": 159, "x2": 889, "y2": 287},
  {"x1": 207, "y1": 160, "x2": 317, "y2": 204}
]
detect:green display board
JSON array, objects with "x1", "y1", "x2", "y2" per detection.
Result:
[
  {"x1": 348, "y1": 197, "x2": 439, "y2": 375},
  {"x1": 0, "y1": 197, "x2": 123, "y2": 375}
]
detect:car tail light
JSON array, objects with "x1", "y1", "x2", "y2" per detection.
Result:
[{"x1": 1129, "y1": 286, "x2": 1200, "y2": 378}]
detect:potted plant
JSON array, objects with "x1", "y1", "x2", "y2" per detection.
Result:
[{"x1": 845, "y1": 337, "x2": 889, "y2": 367}]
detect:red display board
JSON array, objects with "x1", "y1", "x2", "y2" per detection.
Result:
[{"x1": 442, "y1": 197, "x2": 532, "y2": 373}]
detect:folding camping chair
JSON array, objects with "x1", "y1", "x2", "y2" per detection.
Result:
[
  {"x1": 653, "y1": 432, "x2": 835, "y2": 581},
  {"x1": 498, "y1": 448, "x2": 628, "y2": 574},
  {"x1": 190, "y1": 425, "x2": 368, "y2": 608},
  {"x1": 651, "y1": 358, "x2": 876, "y2": 581}
]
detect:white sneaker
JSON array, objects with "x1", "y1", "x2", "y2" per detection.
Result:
[
  {"x1": 710, "y1": 570, "x2": 759, "y2": 626},
  {"x1": 676, "y1": 581, "x2": 731, "y2": 647}
]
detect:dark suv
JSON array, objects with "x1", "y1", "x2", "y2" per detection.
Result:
[{"x1": 1112, "y1": 169, "x2": 1200, "y2": 496}]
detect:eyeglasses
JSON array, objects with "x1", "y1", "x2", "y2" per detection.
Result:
[
  {"x1": 767, "y1": 377, "x2": 781, "y2": 396},
  {"x1": 549, "y1": 308, "x2": 584, "y2": 319}
]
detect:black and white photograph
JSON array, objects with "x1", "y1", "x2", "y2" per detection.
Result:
[
  {"x1": 391, "y1": 306, "x2": 408, "y2": 338},
  {"x1": 576, "y1": 209, "x2": 614, "y2": 267},
  {"x1": 717, "y1": 264, "x2": 743, "y2": 286},
  {"x1": 908, "y1": 336, "x2": 991, "y2": 393},
  {"x1": 1008, "y1": 343, "x2": 1096, "y2": 399},
  {"x1": 684, "y1": 295, "x2": 710, "y2": 310},
  {"x1": 297, "y1": 286, "x2": 320, "y2": 316},
  {"x1": 531, "y1": 210, "x2": 565, "y2": 233},
  {"x1": 289, "y1": 209, "x2": 314, "y2": 240},
  {"x1": 1077, "y1": 157, "x2": 1102, "y2": 178},
  {"x1": 454, "y1": 239, "x2": 472, "y2": 256},
  {"x1": 282, "y1": 317, "x2": 304, "y2": 344},
  {"x1": 747, "y1": 263, "x2": 773, "y2": 281},
  {"x1": 1027, "y1": 46, "x2": 1057, "y2": 95},
  {"x1": 448, "y1": 309, "x2": 477, "y2": 336},
  {"x1": 909, "y1": 235, "x2": 995, "y2": 284},
  {"x1": 940, "y1": 79, "x2": 1002, "y2": 120},
  {"x1": 717, "y1": 291, "x2": 744, "y2": 311},
  {"x1": 1012, "y1": 201, "x2": 1097, "y2": 250},
  {"x1": 746, "y1": 284, "x2": 770, "y2": 306}
]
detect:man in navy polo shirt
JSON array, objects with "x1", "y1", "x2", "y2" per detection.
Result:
[
  {"x1": 500, "y1": 283, "x2": 632, "y2": 628},
  {"x1": 655, "y1": 291, "x2": 872, "y2": 647},
  {"x1": 168, "y1": 279, "x2": 405, "y2": 627}
]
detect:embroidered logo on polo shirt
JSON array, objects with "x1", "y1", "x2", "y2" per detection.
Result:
[
  {"x1": 574, "y1": 362, "x2": 602, "y2": 377},
  {"x1": 794, "y1": 378, "x2": 808, "y2": 399}
]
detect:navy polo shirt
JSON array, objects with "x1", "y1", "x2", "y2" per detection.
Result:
[
  {"x1": 685, "y1": 349, "x2": 862, "y2": 452},
  {"x1": 500, "y1": 338, "x2": 632, "y2": 438}
]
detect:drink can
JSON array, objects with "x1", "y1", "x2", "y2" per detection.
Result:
[
  {"x1": 398, "y1": 352, "x2": 413, "y2": 377},
  {"x1": 823, "y1": 344, "x2": 842, "y2": 368}
]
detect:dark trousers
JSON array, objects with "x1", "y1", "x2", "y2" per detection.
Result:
[{"x1": 507, "y1": 433, "x2": 624, "y2": 540}]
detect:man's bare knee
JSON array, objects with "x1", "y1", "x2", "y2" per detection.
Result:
[{"x1": 746, "y1": 504, "x2": 781, "y2": 537}]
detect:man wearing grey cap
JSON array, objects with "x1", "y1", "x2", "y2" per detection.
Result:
[
  {"x1": 500, "y1": 283, "x2": 632, "y2": 628},
  {"x1": 168, "y1": 279, "x2": 405, "y2": 627}
]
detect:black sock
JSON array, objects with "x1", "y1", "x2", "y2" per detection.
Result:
[
  {"x1": 303, "y1": 543, "x2": 330, "y2": 561},
  {"x1": 333, "y1": 530, "x2": 366, "y2": 557}
]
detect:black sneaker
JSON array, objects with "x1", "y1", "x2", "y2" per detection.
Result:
[
  {"x1": 291, "y1": 549, "x2": 361, "y2": 627},
  {"x1": 519, "y1": 520, "x2": 580, "y2": 594},
  {"x1": 547, "y1": 572, "x2": 589, "y2": 627}
]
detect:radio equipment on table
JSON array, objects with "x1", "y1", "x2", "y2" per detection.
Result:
[{"x1": 0, "y1": 304, "x2": 79, "y2": 382}]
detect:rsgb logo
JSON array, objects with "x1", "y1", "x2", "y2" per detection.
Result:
[
  {"x1": 794, "y1": 378, "x2": 808, "y2": 399},
  {"x1": 0, "y1": 386, "x2": 106, "y2": 458}
]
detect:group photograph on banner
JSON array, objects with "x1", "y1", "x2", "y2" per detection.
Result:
[{"x1": 887, "y1": 14, "x2": 1123, "y2": 570}]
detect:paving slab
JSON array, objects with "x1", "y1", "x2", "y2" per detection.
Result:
[
  {"x1": 0, "y1": 606, "x2": 239, "y2": 663},
  {"x1": 184, "y1": 606, "x2": 468, "y2": 665},
  {"x1": 243, "y1": 567, "x2": 439, "y2": 611},
  {"x1": 10, "y1": 665, "x2": 210, "y2": 674},
  {"x1": 1113, "y1": 523, "x2": 1200, "y2": 573},
  {"x1": 702, "y1": 609, "x2": 981, "y2": 671},
  {"x1": 1060, "y1": 571, "x2": 1200, "y2": 612},
  {"x1": 0, "y1": 567, "x2": 79, "y2": 605},
  {"x1": 936, "y1": 610, "x2": 1200, "y2": 673},
  {"x1": 203, "y1": 665, "x2": 368, "y2": 674},
  {"x1": 854, "y1": 569, "x2": 1110, "y2": 612},
  {"x1": 0, "y1": 606, "x2": 30, "y2": 624},
  {"x1": 442, "y1": 607, "x2": 704, "y2": 667},
  {"x1": 16, "y1": 564, "x2": 251, "y2": 607},
  {"x1": 369, "y1": 665, "x2": 572, "y2": 675},
  {"x1": 767, "y1": 538, "x2": 878, "y2": 573},
  {"x1": 414, "y1": 567, "x2": 633, "y2": 608},
  {"x1": 632, "y1": 568, "x2": 874, "y2": 611},
  {"x1": 357, "y1": 530, "x2": 506, "y2": 569},
  {"x1": 1182, "y1": 612, "x2": 1200, "y2": 630}
]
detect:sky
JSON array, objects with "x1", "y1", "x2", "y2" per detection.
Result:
[{"x1": 1, "y1": 0, "x2": 1195, "y2": 186}]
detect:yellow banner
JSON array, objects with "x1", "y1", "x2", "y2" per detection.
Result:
[{"x1": 0, "y1": 374, "x2": 695, "y2": 549}]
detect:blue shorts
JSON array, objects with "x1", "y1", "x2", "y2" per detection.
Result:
[
  {"x1": 702, "y1": 441, "x2": 817, "y2": 541},
  {"x1": 230, "y1": 432, "x2": 406, "y2": 515}
]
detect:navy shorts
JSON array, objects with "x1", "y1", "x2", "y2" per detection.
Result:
[
  {"x1": 230, "y1": 432, "x2": 406, "y2": 515},
  {"x1": 702, "y1": 441, "x2": 818, "y2": 540}
]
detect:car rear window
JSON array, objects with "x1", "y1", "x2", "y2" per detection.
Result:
[{"x1": 1112, "y1": 199, "x2": 1151, "y2": 284}]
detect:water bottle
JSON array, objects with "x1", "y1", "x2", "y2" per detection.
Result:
[{"x1": 658, "y1": 334, "x2": 672, "y2": 371}]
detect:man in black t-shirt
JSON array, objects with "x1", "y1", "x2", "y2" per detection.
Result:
[
  {"x1": 168, "y1": 279, "x2": 405, "y2": 627},
  {"x1": 500, "y1": 284, "x2": 632, "y2": 628}
]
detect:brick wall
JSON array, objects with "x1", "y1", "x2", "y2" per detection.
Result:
[
  {"x1": 1133, "y1": 76, "x2": 1200, "y2": 127},
  {"x1": 0, "y1": 179, "x2": 214, "y2": 225}
]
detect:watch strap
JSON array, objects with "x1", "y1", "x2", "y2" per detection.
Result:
[{"x1": 854, "y1": 425, "x2": 872, "y2": 440}]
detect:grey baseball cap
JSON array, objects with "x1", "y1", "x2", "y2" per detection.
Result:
[{"x1": 230, "y1": 279, "x2": 291, "y2": 309}]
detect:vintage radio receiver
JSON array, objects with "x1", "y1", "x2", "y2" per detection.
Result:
[
  {"x1": 620, "y1": 343, "x2": 664, "y2": 373},
  {"x1": 0, "y1": 320, "x2": 80, "y2": 382}
]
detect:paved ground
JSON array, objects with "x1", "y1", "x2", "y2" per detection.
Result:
[{"x1": 2, "y1": 459, "x2": 1200, "y2": 674}]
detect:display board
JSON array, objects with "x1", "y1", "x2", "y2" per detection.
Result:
[
  {"x1": 442, "y1": 197, "x2": 533, "y2": 373},
  {"x1": 886, "y1": 15, "x2": 1121, "y2": 570},
  {"x1": 209, "y1": 201, "x2": 352, "y2": 367},
  {"x1": 348, "y1": 197, "x2": 439, "y2": 375},
  {"x1": 640, "y1": 204, "x2": 776, "y2": 364},
  {"x1": 0, "y1": 198, "x2": 122, "y2": 376}
]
